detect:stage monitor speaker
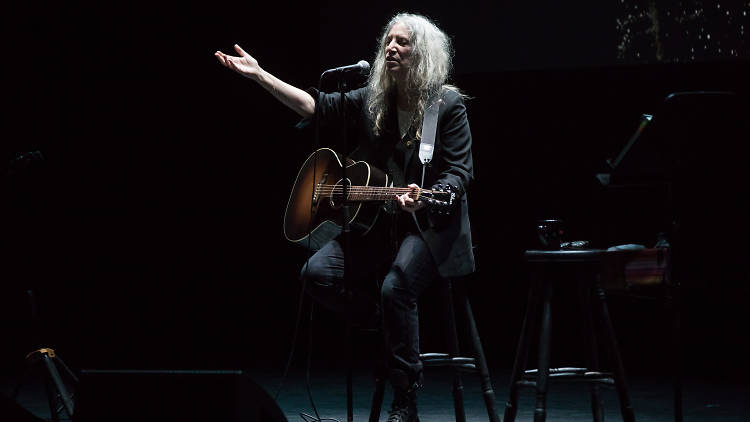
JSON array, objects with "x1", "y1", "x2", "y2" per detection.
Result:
[{"x1": 73, "y1": 369, "x2": 287, "y2": 422}]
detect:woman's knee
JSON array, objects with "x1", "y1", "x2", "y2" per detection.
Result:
[
  {"x1": 300, "y1": 252, "x2": 335, "y2": 283},
  {"x1": 381, "y1": 267, "x2": 413, "y2": 307}
]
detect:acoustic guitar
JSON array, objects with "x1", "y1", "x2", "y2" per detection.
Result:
[{"x1": 283, "y1": 148, "x2": 454, "y2": 250}]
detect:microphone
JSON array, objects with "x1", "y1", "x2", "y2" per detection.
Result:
[{"x1": 321, "y1": 60, "x2": 370, "y2": 82}]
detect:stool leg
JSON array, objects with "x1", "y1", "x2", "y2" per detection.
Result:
[
  {"x1": 440, "y1": 280, "x2": 467, "y2": 422},
  {"x1": 455, "y1": 282, "x2": 501, "y2": 422},
  {"x1": 593, "y1": 281, "x2": 635, "y2": 422},
  {"x1": 369, "y1": 329, "x2": 387, "y2": 422},
  {"x1": 345, "y1": 323, "x2": 354, "y2": 422},
  {"x1": 666, "y1": 285, "x2": 682, "y2": 422},
  {"x1": 534, "y1": 279, "x2": 553, "y2": 422},
  {"x1": 369, "y1": 364, "x2": 387, "y2": 422},
  {"x1": 504, "y1": 274, "x2": 543, "y2": 422},
  {"x1": 579, "y1": 271, "x2": 604, "y2": 422}
]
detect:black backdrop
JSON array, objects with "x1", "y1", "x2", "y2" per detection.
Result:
[{"x1": 3, "y1": 2, "x2": 749, "y2": 384}]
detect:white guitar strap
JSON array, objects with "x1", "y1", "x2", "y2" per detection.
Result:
[
  {"x1": 413, "y1": 92, "x2": 441, "y2": 234},
  {"x1": 419, "y1": 93, "x2": 441, "y2": 187}
]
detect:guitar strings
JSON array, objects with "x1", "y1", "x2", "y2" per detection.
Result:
[
  {"x1": 313, "y1": 185, "x2": 444, "y2": 200},
  {"x1": 313, "y1": 186, "x2": 425, "y2": 191},
  {"x1": 313, "y1": 186, "x2": 437, "y2": 194}
]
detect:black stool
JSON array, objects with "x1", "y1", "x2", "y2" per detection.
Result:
[
  {"x1": 504, "y1": 249, "x2": 635, "y2": 422},
  {"x1": 368, "y1": 277, "x2": 501, "y2": 422}
]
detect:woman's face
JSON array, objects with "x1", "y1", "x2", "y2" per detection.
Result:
[{"x1": 384, "y1": 22, "x2": 413, "y2": 80}]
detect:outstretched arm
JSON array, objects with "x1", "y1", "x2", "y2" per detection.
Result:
[{"x1": 214, "y1": 44, "x2": 315, "y2": 118}]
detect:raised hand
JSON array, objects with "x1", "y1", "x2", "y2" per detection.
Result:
[
  {"x1": 213, "y1": 43, "x2": 315, "y2": 117},
  {"x1": 214, "y1": 44, "x2": 261, "y2": 80}
]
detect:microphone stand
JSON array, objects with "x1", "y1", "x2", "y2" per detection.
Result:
[
  {"x1": 338, "y1": 77, "x2": 355, "y2": 422},
  {"x1": 314, "y1": 68, "x2": 355, "y2": 421}
]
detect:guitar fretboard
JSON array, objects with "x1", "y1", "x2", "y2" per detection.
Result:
[{"x1": 314, "y1": 185, "x2": 435, "y2": 202}]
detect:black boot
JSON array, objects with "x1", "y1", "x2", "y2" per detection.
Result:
[{"x1": 387, "y1": 369, "x2": 420, "y2": 422}]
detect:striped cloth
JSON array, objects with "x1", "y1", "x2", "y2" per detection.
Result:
[{"x1": 602, "y1": 248, "x2": 671, "y2": 290}]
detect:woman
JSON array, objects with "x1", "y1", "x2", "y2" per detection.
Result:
[{"x1": 216, "y1": 13, "x2": 474, "y2": 422}]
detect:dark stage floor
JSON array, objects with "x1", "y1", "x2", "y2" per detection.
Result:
[{"x1": 3, "y1": 366, "x2": 748, "y2": 422}]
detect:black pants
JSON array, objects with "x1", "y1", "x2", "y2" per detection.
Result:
[{"x1": 301, "y1": 229, "x2": 438, "y2": 381}]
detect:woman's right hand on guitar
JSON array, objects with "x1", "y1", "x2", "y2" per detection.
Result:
[{"x1": 215, "y1": 44, "x2": 261, "y2": 80}]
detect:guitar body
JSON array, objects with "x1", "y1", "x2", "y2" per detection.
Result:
[{"x1": 284, "y1": 148, "x2": 390, "y2": 250}]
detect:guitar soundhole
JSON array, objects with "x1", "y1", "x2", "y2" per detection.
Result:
[
  {"x1": 329, "y1": 178, "x2": 351, "y2": 209},
  {"x1": 313, "y1": 172, "x2": 329, "y2": 208}
]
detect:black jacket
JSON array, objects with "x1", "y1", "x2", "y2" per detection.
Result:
[{"x1": 312, "y1": 86, "x2": 475, "y2": 277}]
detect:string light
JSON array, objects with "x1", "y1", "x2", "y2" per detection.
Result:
[{"x1": 617, "y1": 0, "x2": 749, "y2": 63}]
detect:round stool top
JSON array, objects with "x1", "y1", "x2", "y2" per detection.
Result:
[{"x1": 525, "y1": 249, "x2": 606, "y2": 263}]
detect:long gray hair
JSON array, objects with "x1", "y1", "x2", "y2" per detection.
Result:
[{"x1": 366, "y1": 13, "x2": 462, "y2": 138}]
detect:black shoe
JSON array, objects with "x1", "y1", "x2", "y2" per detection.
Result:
[
  {"x1": 387, "y1": 369, "x2": 420, "y2": 422},
  {"x1": 386, "y1": 399, "x2": 418, "y2": 422}
]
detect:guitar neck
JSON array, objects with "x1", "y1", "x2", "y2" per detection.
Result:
[{"x1": 316, "y1": 185, "x2": 431, "y2": 202}]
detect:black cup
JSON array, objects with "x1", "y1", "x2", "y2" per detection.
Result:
[{"x1": 536, "y1": 219, "x2": 563, "y2": 250}]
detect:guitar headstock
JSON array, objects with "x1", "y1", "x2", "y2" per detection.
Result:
[{"x1": 423, "y1": 183, "x2": 456, "y2": 215}]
